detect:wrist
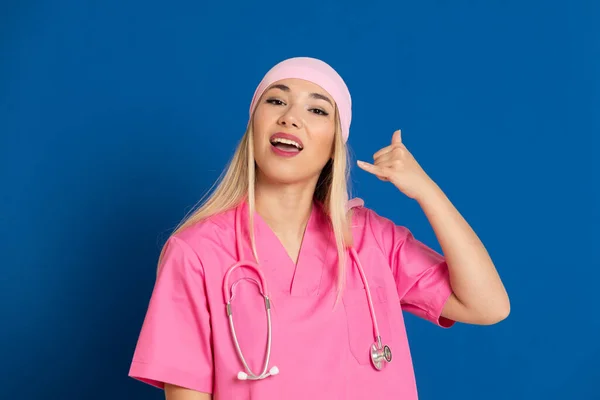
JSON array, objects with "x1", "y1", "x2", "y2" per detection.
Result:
[{"x1": 414, "y1": 179, "x2": 444, "y2": 204}]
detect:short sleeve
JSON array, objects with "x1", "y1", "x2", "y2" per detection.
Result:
[
  {"x1": 128, "y1": 236, "x2": 214, "y2": 393},
  {"x1": 367, "y1": 209, "x2": 455, "y2": 328}
]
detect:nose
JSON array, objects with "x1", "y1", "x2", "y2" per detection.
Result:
[{"x1": 277, "y1": 107, "x2": 302, "y2": 130}]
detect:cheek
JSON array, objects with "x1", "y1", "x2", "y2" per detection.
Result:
[
  {"x1": 252, "y1": 108, "x2": 273, "y2": 148},
  {"x1": 252, "y1": 103, "x2": 278, "y2": 132},
  {"x1": 305, "y1": 131, "x2": 335, "y2": 166},
  {"x1": 252, "y1": 108, "x2": 266, "y2": 132},
  {"x1": 315, "y1": 122, "x2": 336, "y2": 155}
]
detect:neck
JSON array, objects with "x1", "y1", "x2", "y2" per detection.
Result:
[{"x1": 254, "y1": 177, "x2": 317, "y2": 240}]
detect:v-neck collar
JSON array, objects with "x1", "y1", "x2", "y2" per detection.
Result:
[{"x1": 239, "y1": 200, "x2": 332, "y2": 297}]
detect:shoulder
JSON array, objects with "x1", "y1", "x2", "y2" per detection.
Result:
[
  {"x1": 348, "y1": 198, "x2": 407, "y2": 232},
  {"x1": 174, "y1": 206, "x2": 235, "y2": 241},
  {"x1": 166, "y1": 206, "x2": 238, "y2": 263},
  {"x1": 348, "y1": 198, "x2": 411, "y2": 247}
]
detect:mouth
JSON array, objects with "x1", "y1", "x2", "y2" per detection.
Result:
[{"x1": 269, "y1": 132, "x2": 304, "y2": 154}]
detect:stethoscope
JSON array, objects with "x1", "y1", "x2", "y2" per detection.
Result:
[{"x1": 222, "y1": 203, "x2": 392, "y2": 381}]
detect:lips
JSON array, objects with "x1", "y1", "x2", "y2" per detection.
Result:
[
  {"x1": 268, "y1": 132, "x2": 304, "y2": 158},
  {"x1": 269, "y1": 132, "x2": 304, "y2": 150}
]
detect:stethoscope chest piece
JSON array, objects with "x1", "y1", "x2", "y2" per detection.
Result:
[{"x1": 370, "y1": 342, "x2": 392, "y2": 370}]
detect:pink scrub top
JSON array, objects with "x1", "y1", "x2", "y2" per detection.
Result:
[{"x1": 128, "y1": 199, "x2": 454, "y2": 399}]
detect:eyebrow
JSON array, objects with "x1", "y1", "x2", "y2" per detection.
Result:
[{"x1": 267, "y1": 84, "x2": 334, "y2": 107}]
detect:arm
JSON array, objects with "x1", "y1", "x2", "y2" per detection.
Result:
[
  {"x1": 416, "y1": 182, "x2": 510, "y2": 325},
  {"x1": 128, "y1": 236, "x2": 215, "y2": 394},
  {"x1": 165, "y1": 384, "x2": 211, "y2": 400},
  {"x1": 358, "y1": 129, "x2": 510, "y2": 325}
]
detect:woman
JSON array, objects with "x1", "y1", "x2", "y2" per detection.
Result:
[{"x1": 128, "y1": 57, "x2": 510, "y2": 400}]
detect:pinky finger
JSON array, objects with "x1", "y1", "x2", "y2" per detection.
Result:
[{"x1": 357, "y1": 160, "x2": 389, "y2": 181}]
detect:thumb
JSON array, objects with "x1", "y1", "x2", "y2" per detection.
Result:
[{"x1": 391, "y1": 129, "x2": 402, "y2": 144}]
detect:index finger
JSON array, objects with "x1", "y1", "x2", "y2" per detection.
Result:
[
  {"x1": 373, "y1": 144, "x2": 394, "y2": 159},
  {"x1": 373, "y1": 142, "x2": 405, "y2": 160}
]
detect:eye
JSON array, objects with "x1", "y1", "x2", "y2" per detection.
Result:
[
  {"x1": 266, "y1": 98, "x2": 285, "y2": 106},
  {"x1": 310, "y1": 108, "x2": 329, "y2": 116}
]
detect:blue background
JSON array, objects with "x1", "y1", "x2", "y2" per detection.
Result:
[{"x1": 1, "y1": 0, "x2": 597, "y2": 399}]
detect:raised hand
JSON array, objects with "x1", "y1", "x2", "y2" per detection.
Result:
[{"x1": 357, "y1": 129, "x2": 437, "y2": 200}]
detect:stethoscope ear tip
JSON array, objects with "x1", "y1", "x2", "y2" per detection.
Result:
[{"x1": 236, "y1": 367, "x2": 279, "y2": 381}]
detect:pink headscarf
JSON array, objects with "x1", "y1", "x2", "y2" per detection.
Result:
[{"x1": 248, "y1": 57, "x2": 352, "y2": 142}]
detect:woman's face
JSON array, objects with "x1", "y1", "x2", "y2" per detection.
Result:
[{"x1": 252, "y1": 78, "x2": 337, "y2": 185}]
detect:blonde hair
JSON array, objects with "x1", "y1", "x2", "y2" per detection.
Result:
[{"x1": 159, "y1": 107, "x2": 353, "y2": 302}]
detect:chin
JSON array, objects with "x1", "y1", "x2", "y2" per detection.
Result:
[
  {"x1": 254, "y1": 146, "x2": 328, "y2": 186},
  {"x1": 257, "y1": 163, "x2": 312, "y2": 185}
]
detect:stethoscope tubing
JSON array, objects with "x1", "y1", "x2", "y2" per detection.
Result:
[{"x1": 223, "y1": 203, "x2": 390, "y2": 380}]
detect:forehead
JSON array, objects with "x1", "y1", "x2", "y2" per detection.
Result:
[{"x1": 267, "y1": 78, "x2": 333, "y2": 100}]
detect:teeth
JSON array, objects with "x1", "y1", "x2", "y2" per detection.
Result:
[{"x1": 271, "y1": 137, "x2": 302, "y2": 149}]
